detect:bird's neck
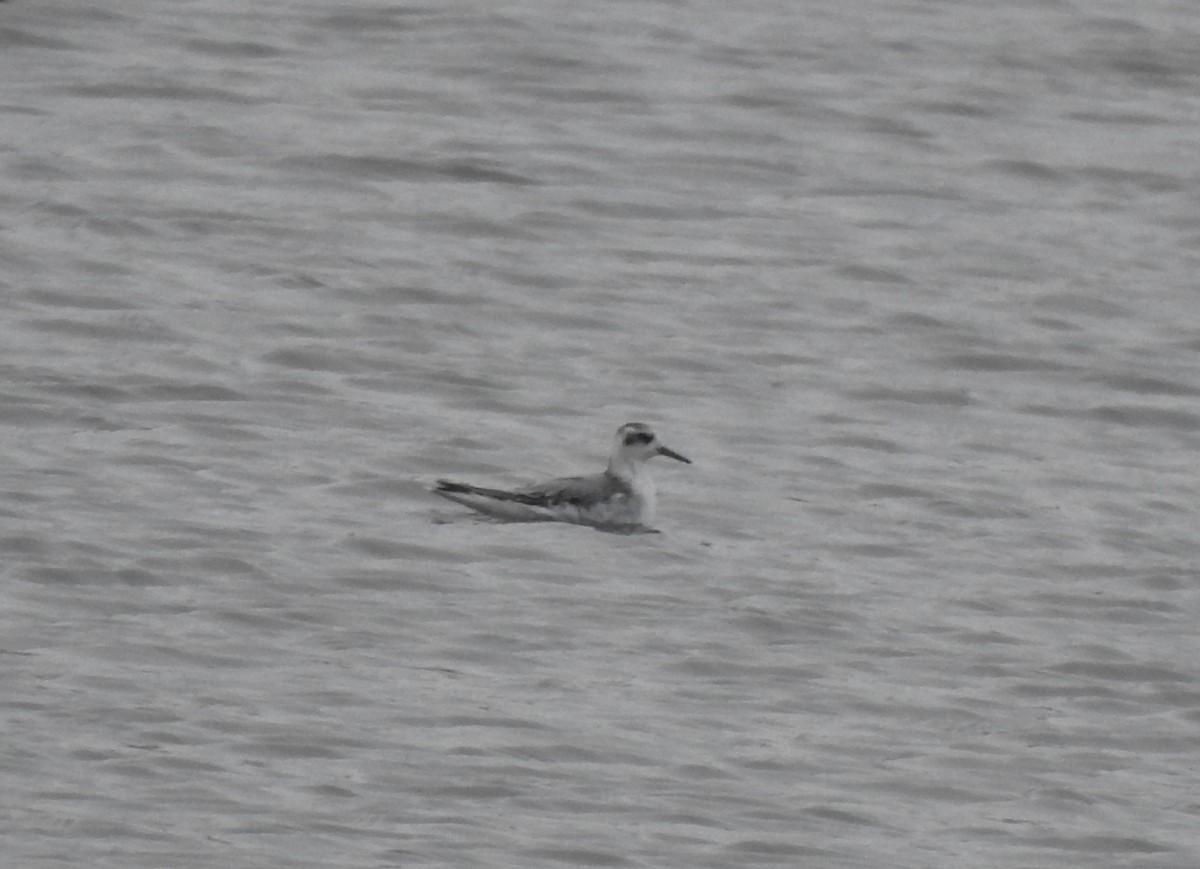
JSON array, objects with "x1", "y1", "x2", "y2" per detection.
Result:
[{"x1": 606, "y1": 456, "x2": 644, "y2": 485}]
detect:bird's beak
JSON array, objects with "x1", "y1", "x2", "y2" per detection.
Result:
[{"x1": 657, "y1": 445, "x2": 691, "y2": 464}]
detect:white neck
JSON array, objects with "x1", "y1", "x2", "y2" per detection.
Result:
[
  {"x1": 607, "y1": 455, "x2": 656, "y2": 524},
  {"x1": 607, "y1": 455, "x2": 642, "y2": 484}
]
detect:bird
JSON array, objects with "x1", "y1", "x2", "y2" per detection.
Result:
[{"x1": 433, "y1": 422, "x2": 690, "y2": 530}]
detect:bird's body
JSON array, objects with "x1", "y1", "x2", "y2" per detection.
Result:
[{"x1": 433, "y1": 422, "x2": 690, "y2": 530}]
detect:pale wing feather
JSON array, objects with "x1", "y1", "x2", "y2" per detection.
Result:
[{"x1": 516, "y1": 472, "x2": 631, "y2": 508}]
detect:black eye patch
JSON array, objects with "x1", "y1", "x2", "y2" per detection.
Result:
[{"x1": 623, "y1": 432, "x2": 654, "y2": 446}]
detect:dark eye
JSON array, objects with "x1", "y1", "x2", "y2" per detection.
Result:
[{"x1": 624, "y1": 432, "x2": 654, "y2": 446}]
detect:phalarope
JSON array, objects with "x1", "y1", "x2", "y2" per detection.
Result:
[{"x1": 434, "y1": 422, "x2": 690, "y2": 530}]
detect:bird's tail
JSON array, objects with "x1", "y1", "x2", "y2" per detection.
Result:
[{"x1": 434, "y1": 479, "x2": 523, "y2": 501}]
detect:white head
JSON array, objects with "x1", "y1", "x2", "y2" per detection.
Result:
[{"x1": 610, "y1": 422, "x2": 691, "y2": 471}]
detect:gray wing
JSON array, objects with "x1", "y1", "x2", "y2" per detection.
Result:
[
  {"x1": 517, "y1": 471, "x2": 632, "y2": 509},
  {"x1": 435, "y1": 479, "x2": 534, "y2": 502},
  {"x1": 435, "y1": 472, "x2": 630, "y2": 509}
]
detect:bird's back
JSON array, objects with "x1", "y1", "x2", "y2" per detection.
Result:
[{"x1": 435, "y1": 470, "x2": 651, "y2": 526}]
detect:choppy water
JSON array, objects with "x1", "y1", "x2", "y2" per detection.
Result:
[{"x1": 3, "y1": 1, "x2": 1200, "y2": 867}]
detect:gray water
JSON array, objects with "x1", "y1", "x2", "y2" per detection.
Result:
[{"x1": 3, "y1": 1, "x2": 1200, "y2": 867}]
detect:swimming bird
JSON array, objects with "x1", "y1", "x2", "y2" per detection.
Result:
[{"x1": 433, "y1": 422, "x2": 691, "y2": 530}]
